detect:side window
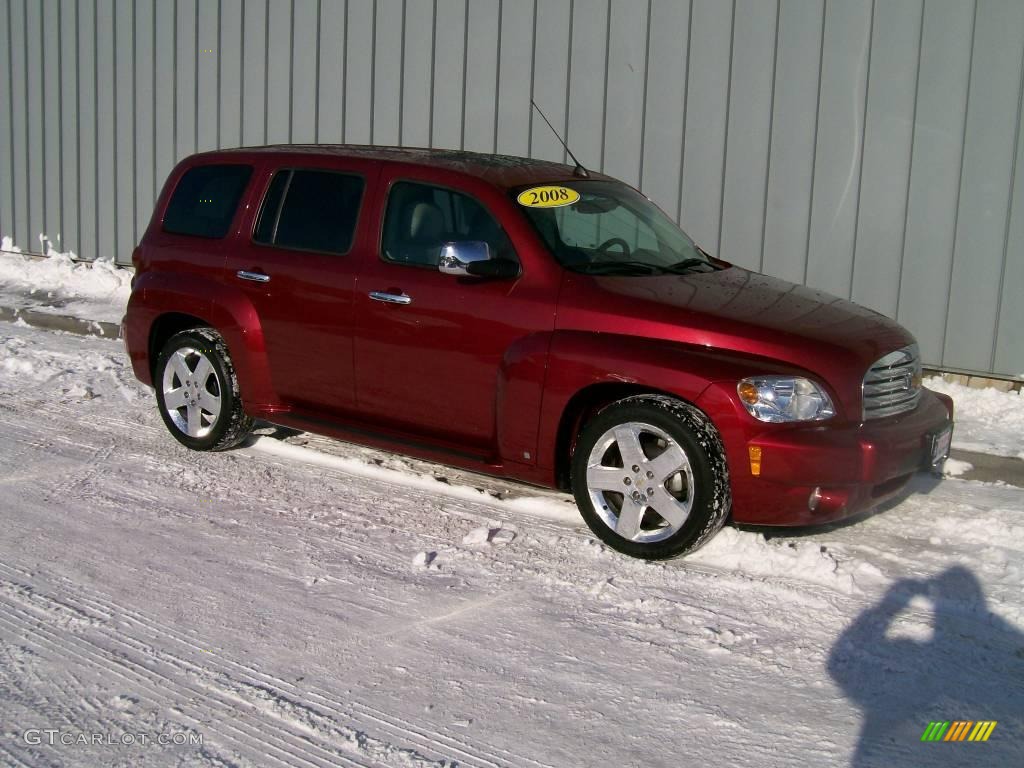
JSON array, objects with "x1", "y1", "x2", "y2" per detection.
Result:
[
  {"x1": 253, "y1": 169, "x2": 365, "y2": 254},
  {"x1": 381, "y1": 181, "x2": 515, "y2": 267},
  {"x1": 163, "y1": 164, "x2": 253, "y2": 238}
]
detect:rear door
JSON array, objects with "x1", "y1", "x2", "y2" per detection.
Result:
[{"x1": 223, "y1": 160, "x2": 378, "y2": 415}]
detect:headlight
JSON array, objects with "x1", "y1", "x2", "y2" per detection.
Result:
[{"x1": 737, "y1": 376, "x2": 835, "y2": 423}]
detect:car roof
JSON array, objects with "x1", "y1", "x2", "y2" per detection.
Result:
[{"x1": 198, "y1": 144, "x2": 614, "y2": 189}]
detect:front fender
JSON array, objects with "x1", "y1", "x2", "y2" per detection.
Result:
[
  {"x1": 125, "y1": 271, "x2": 279, "y2": 411},
  {"x1": 534, "y1": 331, "x2": 810, "y2": 473}
]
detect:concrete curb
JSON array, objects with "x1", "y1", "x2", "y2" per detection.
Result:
[
  {"x1": 0, "y1": 305, "x2": 121, "y2": 340},
  {"x1": 949, "y1": 449, "x2": 1024, "y2": 490}
]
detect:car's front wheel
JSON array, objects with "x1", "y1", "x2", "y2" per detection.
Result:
[
  {"x1": 155, "y1": 328, "x2": 253, "y2": 451},
  {"x1": 571, "y1": 395, "x2": 730, "y2": 559}
]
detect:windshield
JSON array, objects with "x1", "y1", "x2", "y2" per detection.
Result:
[{"x1": 514, "y1": 180, "x2": 718, "y2": 275}]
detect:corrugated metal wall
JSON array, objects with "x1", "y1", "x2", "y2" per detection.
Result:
[{"x1": 1, "y1": 0, "x2": 1022, "y2": 378}]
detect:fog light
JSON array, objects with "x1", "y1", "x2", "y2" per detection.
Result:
[
  {"x1": 808, "y1": 486, "x2": 822, "y2": 511},
  {"x1": 748, "y1": 446, "x2": 762, "y2": 477}
]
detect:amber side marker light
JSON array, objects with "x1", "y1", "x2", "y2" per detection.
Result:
[{"x1": 748, "y1": 446, "x2": 762, "y2": 477}]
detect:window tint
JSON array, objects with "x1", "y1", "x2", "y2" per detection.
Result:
[
  {"x1": 254, "y1": 170, "x2": 365, "y2": 254},
  {"x1": 253, "y1": 171, "x2": 290, "y2": 244},
  {"x1": 381, "y1": 182, "x2": 515, "y2": 267},
  {"x1": 555, "y1": 204, "x2": 658, "y2": 253},
  {"x1": 163, "y1": 164, "x2": 252, "y2": 238},
  {"x1": 517, "y1": 180, "x2": 707, "y2": 274}
]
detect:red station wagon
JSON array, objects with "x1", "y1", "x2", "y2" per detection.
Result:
[{"x1": 123, "y1": 146, "x2": 954, "y2": 559}]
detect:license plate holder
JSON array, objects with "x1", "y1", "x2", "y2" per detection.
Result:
[{"x1": 928, "y1": 424, "x2": 953, "y2": 468}]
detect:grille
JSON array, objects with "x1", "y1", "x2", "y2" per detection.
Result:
[{"x1": 862, "y1": 344, "x2": 922, "y2": 421}]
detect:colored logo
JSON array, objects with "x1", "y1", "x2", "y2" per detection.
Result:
[{"x1": 921, "y1": 721, "x2": 997, "y2": 742}]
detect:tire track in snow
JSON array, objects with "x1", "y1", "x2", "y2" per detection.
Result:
[
  {"x1": 0, "y1": 608, "x2": 355, "y2": 768},
  {"x1": 14, "y1": 589, "x2": 547, "y2": 768},
  {"x1": 0, "y1": 561, "x2": 556, "y2": 768},
  {"x1": 43, "y1": 440, "x2": 116, "y2": 503},
  {"x1": 0, "y1": 582, "x2": 439, "y2": 768},
  {"x1": 0, "y1": 740, "x2": 34, "y2": 768}
]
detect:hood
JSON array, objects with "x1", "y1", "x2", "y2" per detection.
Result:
[{"x1": 557, "y1": 266, "x2": 915, "y2": 411}]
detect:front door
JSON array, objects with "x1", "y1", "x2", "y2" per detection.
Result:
[{"x1": 352, "y1": 174, "x2": 555, "y2": 456}]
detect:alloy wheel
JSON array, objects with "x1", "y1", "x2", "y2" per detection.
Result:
[
  {"x1": 585, "y1": 421, "x2": 694, "y2": 543},
  {"x1": 161, "y1": 346, "x2": 222, "y2": 439}
]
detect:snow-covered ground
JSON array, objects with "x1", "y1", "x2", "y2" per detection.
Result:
[
  {"x1": 0, "y1": 321, "x2": 1022, "y2": 767},
  {"x1": 924, "y1": 376, "x2": 1024, "y2": 460},
  {"x1": 0, "y1": 238, "x2": 132, "y2": 325}
]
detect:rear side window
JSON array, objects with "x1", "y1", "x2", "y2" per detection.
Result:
[
  {"x1": 254, "y1": 169, "x2": 365, "y2": 254},
  {"x1": 163, "y1": 164, "x2": 252, "y2": 238}
]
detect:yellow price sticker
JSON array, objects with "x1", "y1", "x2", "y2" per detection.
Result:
[{"x1": 516, "y1": 185, "x2": 580, "y2": 208}]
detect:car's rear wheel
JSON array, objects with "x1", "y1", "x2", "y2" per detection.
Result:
[
  {"x1": 155, "y1": 328, "x2": 253, "y2": 451},
  {"x1": 571, "y1": 395, "x2": 730, "y2": 559}
]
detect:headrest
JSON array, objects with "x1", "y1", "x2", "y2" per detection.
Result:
[{"x1": 408, "y1": 202, "x2": 443, "y2": 241}]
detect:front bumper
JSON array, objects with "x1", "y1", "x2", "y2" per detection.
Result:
[{"x1": 697, "y1": 384, "x2": 954, "y2": 526}]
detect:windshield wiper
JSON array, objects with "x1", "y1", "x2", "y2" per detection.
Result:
[
  {"x1": 663, "y1": 257, "x2": 712, "y2": 274},
  {"x1": 577, "y1": 261, "x2": 664, "y2": 276}
]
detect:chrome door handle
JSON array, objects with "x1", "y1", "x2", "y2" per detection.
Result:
[
  {"x1": 368, "y1": 291, "x2": 412, "y2": 305},
  {"x1": 236, "y1": 270, "x2": 270, "y2": 283}
]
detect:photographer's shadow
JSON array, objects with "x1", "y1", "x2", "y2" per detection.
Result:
[{"x1": 829, "y1": 566, "x2": 1023, "y2": 767}]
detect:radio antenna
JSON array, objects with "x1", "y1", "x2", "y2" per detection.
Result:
[{"x1": 531, "y1": 99, "x2": 589, "y2": 178}]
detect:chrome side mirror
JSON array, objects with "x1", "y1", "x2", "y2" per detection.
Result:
[{"x1": 438, "y1": 241, "x2": 492, "y2": 276}]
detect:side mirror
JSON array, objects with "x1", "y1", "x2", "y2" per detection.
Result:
[
  {"x1": 438, "y1": 241, "x2": 491, "y2": 276},
  {"x1": 438, "y1": 241, "x2": 520, "y2": 279}
]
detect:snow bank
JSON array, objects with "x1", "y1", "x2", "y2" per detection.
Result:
[
  {"x1": 0, "y1": 234, "x2": 132, "y2": 304},
  {"x1": 925, "y1": 375, "x2": 1024, "y2": 459},
  {"x1": 688, "y1": 527, "x2": 885, "y2": 595},
  {"x1": 0, "y1": 330, "x2": 137, "y2": 402}
]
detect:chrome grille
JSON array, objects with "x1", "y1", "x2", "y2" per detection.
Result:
[{"x1": 862, "y1": 344, "x2": 922, "y2": 421}]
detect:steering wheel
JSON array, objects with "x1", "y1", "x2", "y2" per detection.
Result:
[{"x1": 595, "y1": 237, "x2": 631, "y2": 259}]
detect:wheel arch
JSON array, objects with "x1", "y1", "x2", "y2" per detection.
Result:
[
  {"x1": 554, "y1": 383, "x2": 700, "y2": 491},
  {"x1": 567, "y1": 389, "x2": 732, "y2": 559},
  {"x1": 127, "y1": 270, "x2": 278, "y2": 412},
  {"x1": 538, "y1": 331, "x2": 804, "y2": 489},
  {"x1": 148, "y1": 312, "x2": 211, "y2": 381}
]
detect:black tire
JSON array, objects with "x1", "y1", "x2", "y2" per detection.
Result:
[
  {"x1": 154, "y1": 328, "x2": 254, "y2": 452},
  {"x1": 571, "y1": 395, "x2": 730, "y2": 559}
]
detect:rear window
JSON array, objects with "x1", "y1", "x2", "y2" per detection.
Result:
[
  {"x1": 253, "y1": 169, "x2": 365, "y2": 254},
  {"x1": 162, "y1": 164, "x2": 252, "y2": 238}
]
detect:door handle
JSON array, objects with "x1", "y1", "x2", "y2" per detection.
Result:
[
  {"x1": 237, "y1": 270, "x2": 270, "y2": 283},
  {"x1": 368, "y1": 291, "x2": 412, "y2": 305}
]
